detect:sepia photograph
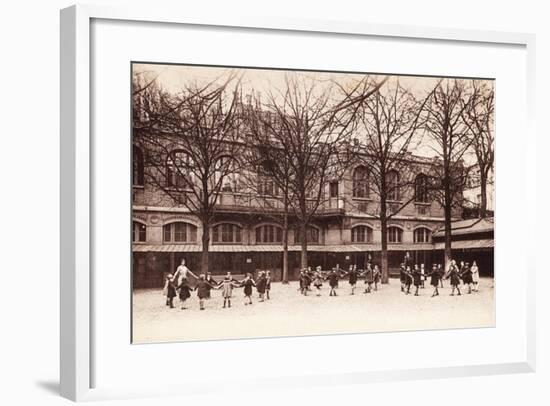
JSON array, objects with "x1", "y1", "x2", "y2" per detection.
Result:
[{"x1": 131, "y1": 62, "x2": 495, "y2": 344}]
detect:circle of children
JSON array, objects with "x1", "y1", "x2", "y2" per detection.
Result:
[{"x1": 163, "y1": 255, "x2": 482, "y2": 311}]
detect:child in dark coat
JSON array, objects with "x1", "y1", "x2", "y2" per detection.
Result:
[
  {"x1": 241, "y1": 273, "x2": 256, "y2": 305},
  {"x1": 346, "y1": 265, "x2": 360, "y2": 295},
  {"x1": 326, "y1": 269, "x2": 339, "y2": 296},
  {"x1": 373, "y1": 264, "x2": 381, "y2": 291},
  {"x1": 256, "y1": 271, "x2": 267, "y2": 302},
  {"x1": 163, "y1": 273, "x2": 177, "y2": 308},
  {"x1": 461, "y1": 262, "x2": 473, "y2": 294},
  {"x1": 364, "y1": 264, "x2": 374, "y2": 294},
  {"x1": 265, "y1": 271, "x2": 272, "y2": 300},
  {"x1": 300, "y1": 270, "x2": 312, "y2": 296},
  {"x1": 428, "y1": 264, "x2": 441, "y2": 297},
  {"x1": 176, "y1": 278, "x2": 193, "y2": 309},
  {"x1": 400, "y1": 264, "x2": 407, "y2": 292},
  {"x1": 446, "y1": 261, "x2": 462, "y2": 296},
  {"x1": 404, "y1": 265, "x2": 413, "y2": 295},
  {"x1": 313, "y1": 270, "x2": 323, "y2": 296},
  {"x1": 412, "y1": 265, "x2": 422, "y2": 296},
  {"x1": 194, "y1": 274, "x2": 219, "y2": 310}
]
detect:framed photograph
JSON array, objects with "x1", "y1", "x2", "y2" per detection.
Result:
[{"x1": 60, "y1": 4, "x2": 536, "y2": 402}]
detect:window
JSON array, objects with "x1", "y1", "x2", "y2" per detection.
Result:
[
  {"x1": 387, "y1": 226, "x2": 403, "y2": 243},
  {"x1": 329, "y1": 181, "x2": 339, "y2": 198},
  {"x1": 132, "y1": 221, "x2": 146, "y2": 242},
  {"x1": 351, "y1": 225, "x2": 373, "y2": 243},
  {"x1": 166, "y1": 150, "x2": 194, "y2": 189},
  {"x1": 352, "y1": 166, "x2": 369, "y2": 198},
  {"x1": 257, "y1": 161, "x2": 279, "y2": 196},
  {"x1": 132, "y1": 146, "x2": 144, "y2": 186},
  {"x1": 255, "y1": 225, "x2": 283, "y2": 244},
  {"x1": 212, "y1": 223, "x2": 242, "y2": 244},
  {"x1": 386, "y1": 170, "x2": 400, "y2": 201},
  {"x1": 163, "y1": 222, "x2": 197, "y2": 243},
  {"x1": 414, "y1": 227, "x2": 431, "y2": 243},
  {"x1": 215, "y1": 156, "x2": 240, "y2": 193},
  {"x1": 295, "y1": 226, "x2": 320, "y2": 244},
  {"x1": 415, "y1": 174, "x2": 429, "y2": 203}
]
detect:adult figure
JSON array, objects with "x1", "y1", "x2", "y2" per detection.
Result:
[{"x1": 174, "y1": 258, "x2": 198, "y2": 287}]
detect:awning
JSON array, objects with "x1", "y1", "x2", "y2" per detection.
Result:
[
  {"x1": 132, "y1": 243, "x2": 435, "y2": 253},
  {"x1": 433, "y1": 239, "x2": 494, "y2": 250}
]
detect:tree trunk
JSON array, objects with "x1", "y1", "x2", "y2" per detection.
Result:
[
  {"x1": 201, "y1": 223, "x2": 210, "y2": 275},
  {"x1": 380, "y1": 199, "x2": 389, "y2": 284},
  {"x1": 443, "y1": 179, "x2": 453, "y2": 271},
  {"x1": 300, "y1": 221, "x2": 308, "y2": 270},
  {"x1": 282, "y1": 209, "x2": 289, "y2": 284},
  {"x1": 479, "y1": 171, "x2": 488, "y2": 218}
]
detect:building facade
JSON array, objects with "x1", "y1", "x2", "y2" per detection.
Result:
[{"x1": 132, "y1": 138, "x2": 469, "y2": 288}]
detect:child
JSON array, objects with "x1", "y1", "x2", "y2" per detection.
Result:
[
  {"x1": 346, "y1": 264, "x2": 360, "y2": 295},
  {"x1": 256, "y1": 271, "x2": 267, "y2": 302},
  {"x1": 205, "y1": 272, "x2": 217, "y2": 299},
  {"x1": 461, "y1": 262, "x2": 473, "y2": 294},
  {"x1": 420, "y1": 263, "x2": 426, "y2": 288},
  {"x1": 313, "y1": 270, "x2": 323, "y2": 296},
  {"x1": 373, "y1": 265, "x2": 381, "y2": 291},
  {"x1": 326, "y1": 269, "x2": 339, "y2": 296},
  {"x1": 404, "y1": 265, "x2": 413, "y2": 295},
  {"x1": 265, "y1": 270, "x2": 272, "y2": 300},
  {"x1": 446, "y1": 260, "x2": 462, "y2": 296},
  {"x1": 241, "y1": 273, "x2": 256, "y2": 305},
  {"x1": 471, "y1": 260, "x2": 480, "y2": 292},
  {"x1": 399, "y1": 263, "x2": 407, "y2": 292},
  {"x1": 428, "y1": 264, "x2": 441, "y2": 297},
  {"x1": 163, "y1": 273, "x2": 177, "y2": 308},
  {"x1": 300, "y1": 270, "x2": 312, "y2": 296},
  {"x1": 364, "y1": 264, "x2": 374, "y2": 294},
  {"x1": 437, "y1": 264, "x2": 444, "y2": 288},
  {"x1": 219, "y1": 272, "x2": 240, "y2": 308},
  {"x1": 412, "y1": 265, "x2": 422, "y2": 296},
  {"x1": 176, "y1": 278, "x2": 193, "y2": 309},
  {"x1": 194, "y1": 274, "x2": 218, "y2": 310}
]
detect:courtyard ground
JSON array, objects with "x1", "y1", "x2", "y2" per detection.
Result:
[{"x1": 132, "y1": 277, "x2": 495, "y2": 344}]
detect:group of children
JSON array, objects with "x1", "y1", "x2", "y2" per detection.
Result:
[
  {"x1": 298, "y1": 263, "x2": 381, "y2": 297},
  {"x1": 163, "y1": 259, "x2": 273, "y2": 310},
  {"x1": 399, "y1": 259, "x2": 481, "y2": 297}
]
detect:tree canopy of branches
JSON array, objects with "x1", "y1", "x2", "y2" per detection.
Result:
[
  {"x1": 343, "y1": 77, "x2": 430, "y2": 283},
  {"x1": 424, "y1": 79, "x2": 477, "y2": 269},
  {"x1": 133, "y1": 71, "x2": 244, "y2": 274},
  {"x1": 244, "y1": 74, "x2": 382, "y2": 270},
  {"x1": 462, "y1": 80, "x2": 494, "y2": 218}
]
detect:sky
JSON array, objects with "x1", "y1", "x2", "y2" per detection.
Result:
[{"x1": 132, "y1": 62, "x2": 493, "y2": 161}]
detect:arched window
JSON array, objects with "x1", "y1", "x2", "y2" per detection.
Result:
[
  {"x1": 295, "y1": 226, "x2": 320, "y2": 244},
  {"x1": 132, "y1": 221, "x2": 146, "y2": 242},
  {"x1": 351, "y1": 225, "x2": 373, "y2": 243},
  {"x1": 257, "y1": 160, "x2": 279, "y2": 196},
  {"x1": 414, "y1": 227, "x2": 431, "y2": 243},
  {"x1": 212, "y1": 223, "x2": 242, "y2": 244},
  {"x1": 255, "y1": 224, "x2": 283, "y2": 244},
  {"x1": 166, "y1": 150, "x2": 194, "y2": 189},
  {"x1": 387, "y1": 226, "x2": 403, "y2": 243},
  {"x1": 214, "y1": 156, "x2": 240, "y2": 193},
  {"x1": 386, "y1": 170, "x2": 400, "y2": 201},
  {"x1": 352, "y1": 166, "x2": 369, "y2": 198},
  {"x1": 163, "y1": 222, "x2": 197, "y2": 243},
  {"x1": 415, "y1": 174, "x2": 430, "y2": 203},
  {"x1": 133, "y1": 146, "x2": 144, "y2": 186}
]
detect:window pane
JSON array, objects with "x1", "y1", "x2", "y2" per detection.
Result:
[
  {"x1": 163, "y1": 224, "x2": 171, "y2": 242},
  {"x1": 235, "y1": 226, "x2": 242, "y2": 243},
  {"x1": 138, "y1": 223, "x2": 146, "y2": 242}
]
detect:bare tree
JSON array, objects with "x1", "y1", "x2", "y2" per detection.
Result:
[
  {"x1": 132, "y1": 72, "x2": 244, "y2": 274},
  {"x1": 343, "y1": 78, "x2": 430, "y2": 283},
  {"x1": 245, "y1": 74, "x2": 379, "y2": 270},
  {"x1": 462, "y1": 81, "x2": 495, "y2": 218},
  {"x1": 423, "y1": 79, "x2": 476, "y2": 269}
]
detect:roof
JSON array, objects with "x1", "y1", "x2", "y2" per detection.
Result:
[
  {"x1": 433, "y1": 217, "x2": 494, "y2": 238},
  {"x1": 433, "y1": 239, "x2": 494, "y2": 250}
]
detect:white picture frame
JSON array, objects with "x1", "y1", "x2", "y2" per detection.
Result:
[{"x1": 60, "y1": 4, "x2": 536, "y2": 402}]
